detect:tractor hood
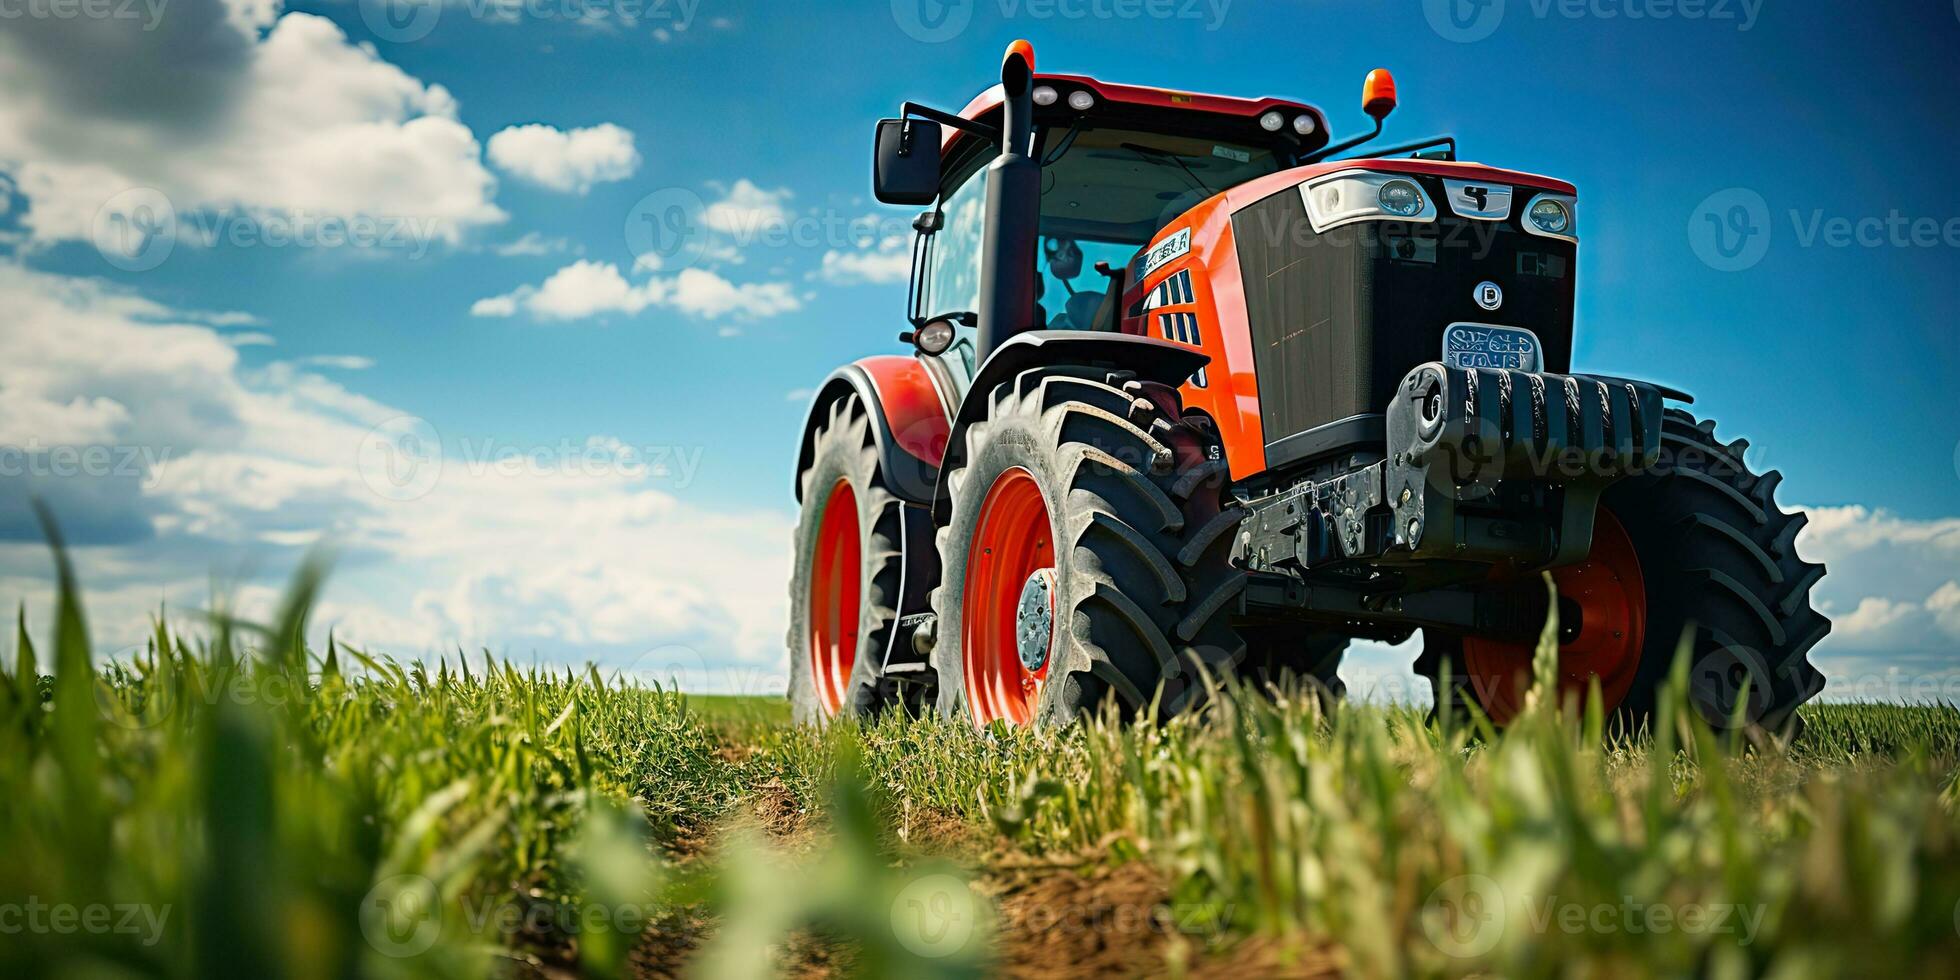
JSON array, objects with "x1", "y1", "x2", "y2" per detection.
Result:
[{"x1": 1123, "y1": 157, "x2": 1581, "y2": 476}]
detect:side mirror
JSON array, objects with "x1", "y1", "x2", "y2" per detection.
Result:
[
  {"x1": 874, "y1": 118, "x2": 942, "y2": 205},
  {"x1": 1362, "y1": 68, "x2": 1398, "y2": 122}
]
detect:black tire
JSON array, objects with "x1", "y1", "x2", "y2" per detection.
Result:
[
  {"x1": 1418, "y1": 409, "x2": 1828, "y2": 736},
  {"x1": 786, "y1": 395, "x2": 904, "y2": 725},
  {"x1": 931, "y1": 368, "x2": 1245, "y2": 726},
  {"x1": 1242, "y1": 626, "x2": 1349, "y2": 710}
]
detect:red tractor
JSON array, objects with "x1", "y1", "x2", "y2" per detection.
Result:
[{"x1": 787, "y1": 41, "x2": 1827, "y2": 733}]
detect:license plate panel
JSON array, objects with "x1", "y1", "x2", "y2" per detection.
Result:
[{"x1": 1442, "y1": 322, "x2": 1544, "y2": 372}]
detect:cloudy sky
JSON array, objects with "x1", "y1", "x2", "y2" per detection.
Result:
[{"x1": 1, "y1": 0, "x2": 1956, "y2": 700}]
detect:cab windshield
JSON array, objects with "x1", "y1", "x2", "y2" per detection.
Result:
[
  {"x1": 1031, "y1": 124, "x2": 1285, "y2": 331},
  {"x1": 923, "y1": 121, "x2": 1290, "y2": 376},
  {"x1": 1034, "y1": 124, "x2": 1285, "y2": 244}
]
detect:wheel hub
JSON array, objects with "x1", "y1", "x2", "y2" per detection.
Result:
[
  {"x1": 961, "y1": 467, "x2": 1055, "y2": 726},
  {"x1": 1462, "y1": 508, "x2": 1647, "y2": 722},
  {"x1": 1015, "y1": 568, "x2": 1057, "y2": 673}
]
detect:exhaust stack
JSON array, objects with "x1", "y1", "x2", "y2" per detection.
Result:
[{"x1": 975, "y1": 40, "x2": 1041, "y2": 363}]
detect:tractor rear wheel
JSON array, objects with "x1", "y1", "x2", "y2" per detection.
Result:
[
  {"x1": 1417, "y1": 409, "x2": 1828, "y2": 736},
  {"x1": 931, "y1": 368, "x2": 1245, "y2": 726},
  {"x1": 786, "y1": 394, "x2": 905, "y2": 724}
]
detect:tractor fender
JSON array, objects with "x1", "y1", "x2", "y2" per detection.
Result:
[
  {"x1": 794, "y1": 355, "x2": 950, "y2": 505},
  {"x1": 932, "y1": 330, "x2": 1211, "y2": 521}
]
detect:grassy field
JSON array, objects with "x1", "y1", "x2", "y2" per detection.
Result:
[{"x1": 6, "y1": 549, "x2": 1960, "y2": 978}]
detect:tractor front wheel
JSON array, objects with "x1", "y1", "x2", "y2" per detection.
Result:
[
  {"x1": 1418, "y1": 409, "x2": 1828, "y2": 735},
  {"x1": 931, "y1": 369, "x2": 1245, "y2": 726}
]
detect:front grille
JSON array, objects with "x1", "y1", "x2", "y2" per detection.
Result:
[{"x1": 1230, "y1": 178, "x2": 1577, "y2": 468}]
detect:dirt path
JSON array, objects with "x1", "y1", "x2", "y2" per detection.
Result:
[{"x1": 603, "y1": 727, "x2": 1342, "y2": 979}]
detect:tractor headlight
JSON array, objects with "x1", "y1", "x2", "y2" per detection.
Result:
[
  {"x1": 1528, "y1": 198, "x2": 1570, "y2": 234},
  {"x1": 913, "y1": 317, "x2": 957, "y2": 355},
  {"x1": 1292, "y1": 114, "x2": 1317, "y2": 136},
  {"x1": 1522, "y1": 193, "x2": 1578, "y2": 242},
  {"x1": 1258, "y1": 110, "x2": 1285, "y2": 132},
  {"x1": 1033, "y1": 85, "x2": 1059, "y2": 107},
  {"x1": 1378, "y1": 180, "x2": 1424, "y2": 218},
  {"x1": 1299, "y1": 170, "x2": 1439, "y2": 232},
  {"x1": 1066, "y1": 90, "x2": 1096, "y2": 111}
]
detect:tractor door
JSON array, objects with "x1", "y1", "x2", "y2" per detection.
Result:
[{"x1": 911, "y1": 143, "x2": 994, "y2": 401}]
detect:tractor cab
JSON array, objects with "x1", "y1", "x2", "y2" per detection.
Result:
[
  {"x1": 940, "y1": 73, "x2": 1329, "y2": 332},
  {"x1": 880, "y1": 58, "x2": 1330, "y2": 394}
]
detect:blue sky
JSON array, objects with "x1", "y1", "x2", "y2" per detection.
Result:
[{"x1": 1, "y1": 0, "x2": 1956, "y2": 699}]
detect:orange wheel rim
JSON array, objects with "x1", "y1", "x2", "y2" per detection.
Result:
[
  {"x1": 808, "y1": 479, "x2": 860, "y2": 717},
  {"x1": 962, "y1": 467, "x2": 1055, "y2": 726},
  {"x1": 1463, "y1": 509, "x2": 1648, "y2": 723}
]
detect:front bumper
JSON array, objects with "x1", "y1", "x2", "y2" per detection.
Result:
[{"x1": 1240, "y1": 362, "x2": 1666, "y2": 576}]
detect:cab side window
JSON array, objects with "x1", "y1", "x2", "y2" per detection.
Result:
[
  {"x1": 919, "y1": 152, "x2": 992, "y2": 393},
  {"x1": 922, "y1": 158, "x2": 989, "y2": 324}
]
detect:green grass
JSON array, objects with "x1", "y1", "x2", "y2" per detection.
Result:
[{"x1": 6, "y1": 541, "x2": 1960, "y2": 978}]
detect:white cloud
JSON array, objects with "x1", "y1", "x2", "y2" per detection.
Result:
[
  {"x1": 702, "y1": 179, "x2": 791, "y2": 238},
  {"x1": 486, "y1": 123, "x2": 640, "y2": 194},
  {"x1": 470, "y1": 294, "x2": 520, "y2": 318},
  {"x1": 471, "y1": 259, "x2": 662, "y2": 321},
  {"x1": 472, "y1": 260, "x2": 801, "y2": 323},
  {"x1": 1788, "y1": 505, "x2": 1960, "y2": 694},
  {"x1": 0, "y1": 9, "x2": 505, "y2": 246},
  {"x1": 493, "y1": 231, "x2": 572, "y2": 257},
  {"x1": 299, "y1": 355, "x2": 375, "y2": 371},
  {"x1": 819, "y1": 234, "x2": 911, "y2": 285},
  {"x1": 0, "y1": 264, "x2": 792, "y2": 689},
  {"x1": 666, "y1": 267, "x2": 799, "y2": 319}
]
